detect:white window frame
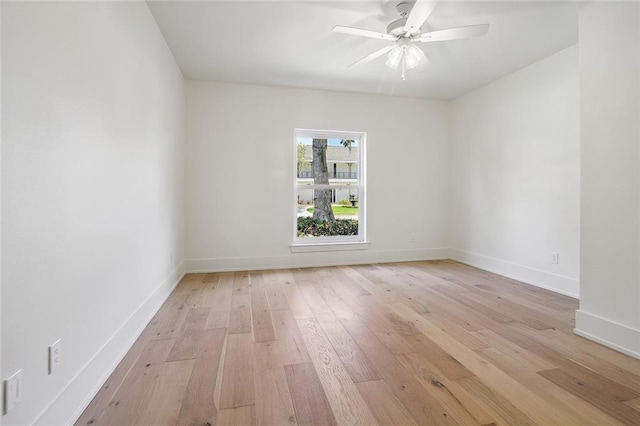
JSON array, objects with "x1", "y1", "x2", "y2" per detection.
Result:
[{"x1": 291, "y1": 128, "x2": 368, "y2": 252}]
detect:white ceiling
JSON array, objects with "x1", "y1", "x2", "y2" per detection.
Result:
[{"x1": 147, "y1": 1, "x2": 579, "y2": 100}]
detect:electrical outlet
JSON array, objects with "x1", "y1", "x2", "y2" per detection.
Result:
[
  {"x1": 410, "y1": 234, "x2": 416, "y2": 243},
  {"x1": 4, "y1": 370, "x2": 23, "y2": 414},
  {"x1": 551, "y1": 252, "x2": 559, "y2": 264},
  {"x1": 49, "y1": 339, "x2": 62, "y2": 374}
]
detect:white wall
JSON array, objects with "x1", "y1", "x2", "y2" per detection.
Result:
[
  {"x1": 576, "y1": 1, "x2": 640, "y2": 358},
  {"x1": 450, "y1": 45, "x2": 580, "y2": 297},
  {"x1": 1, "y1": 2, "x2": 185, "y2": 424},
  {"x1": 0, "y1": 2, "x2": 3, "y2": 424},
  {"x1": 185, "y1": 81, "x2": 450, "y2": 270}
]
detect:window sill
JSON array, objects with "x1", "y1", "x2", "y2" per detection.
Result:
[{"x1": 289, "y1": 241, "x2": 370, "y2": 253}]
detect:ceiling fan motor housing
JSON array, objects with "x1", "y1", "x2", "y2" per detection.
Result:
[{"x1": 387, "y1": 18, "x2": 408, "y2": 36}]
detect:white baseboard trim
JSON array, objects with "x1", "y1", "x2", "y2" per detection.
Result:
[
  {"x1": 574, "y1": 310, "x2": 640, "y2": 360},
  {"x1": 185, "y1": 248, "x2": 451, "y2": 273},
  {"x1": 450, "y1": 248, "x2": 580, "y2": 298},
  {"x1": 35, "y1": 262, "x2": 186, "y2": 425}
]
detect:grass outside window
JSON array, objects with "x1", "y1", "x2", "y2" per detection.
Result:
[{"x1": 305, "y1": 205, "x2": 359, "y2": 216}]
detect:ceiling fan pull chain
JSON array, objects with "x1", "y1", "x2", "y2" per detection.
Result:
[{"x1": 401, "y1": 53, "x2": 406, "y2": 81}]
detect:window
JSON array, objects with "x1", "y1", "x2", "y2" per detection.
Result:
[{"x1": 293, "y1": 129, "x2": 367, "y2": 249}]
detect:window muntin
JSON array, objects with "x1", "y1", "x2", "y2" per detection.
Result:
[{"x1": 294, "y1": 129, "x2": 365, "y2": 244}]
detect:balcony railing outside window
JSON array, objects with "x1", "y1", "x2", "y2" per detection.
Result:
[{"x1": 298, "y1": 171, "x2": 357, "y2": 179}]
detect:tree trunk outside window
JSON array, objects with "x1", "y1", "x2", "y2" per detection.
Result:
[{"x1": 312, "y1": 138, "x2": 335, "y2": 221}]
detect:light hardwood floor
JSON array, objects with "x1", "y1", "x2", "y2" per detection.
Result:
[{"x1": 77, "y1": 260, "x2": 640, "y2": 425}]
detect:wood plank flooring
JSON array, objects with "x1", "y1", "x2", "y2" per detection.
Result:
[{"x1": 77, "y1": 260, "x2": 640, "y2": 425}]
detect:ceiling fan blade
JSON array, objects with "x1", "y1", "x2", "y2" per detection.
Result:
[
  {"x1": 417, "y1": 24, "x2": 490, "y2": 42},
  {"x1": 404, "y1": 0, "x2": 440, "y2": 36},
  {"x1": 333, "y1": 25, "x2": 396, "y2": 41},
  {"x1": 348, "y1": 45, "x2": 394, "y2": 67}
]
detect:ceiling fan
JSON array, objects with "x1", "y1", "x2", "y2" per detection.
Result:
[{"x1": 333, "y1": 0, "x2": 489, "y2": 80}]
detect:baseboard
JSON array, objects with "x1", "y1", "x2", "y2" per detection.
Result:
[
  {"x1": 574, "y1": 310, "x2": 640, "y2": 360},
  {"x1": 34, "y1": 262, "x2": 186, "y2": 425},
  {"x1": 450, "y1": 248, "x2": 580, "y2": 298},
  {"x1": 185, "y1": 247, "x2": 451, "y2": 273}
]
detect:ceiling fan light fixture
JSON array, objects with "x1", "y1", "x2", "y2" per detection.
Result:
[
  {"x1": 385, "y1": 43, "x2": 425, "y2": 75},
  {"x1": 385, "y1": 45, "x2": 404, "y2": 69},
  {"x1": 404, "y1": 44, "x2": 425, "y2": 69}
]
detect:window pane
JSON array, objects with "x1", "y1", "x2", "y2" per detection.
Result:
[
  {"x1": 296, "y1": 137, "x2": 359, "y2": 183},
  {"x1": 296, "y1": 188, "x2": 360, "y2": 238}
]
